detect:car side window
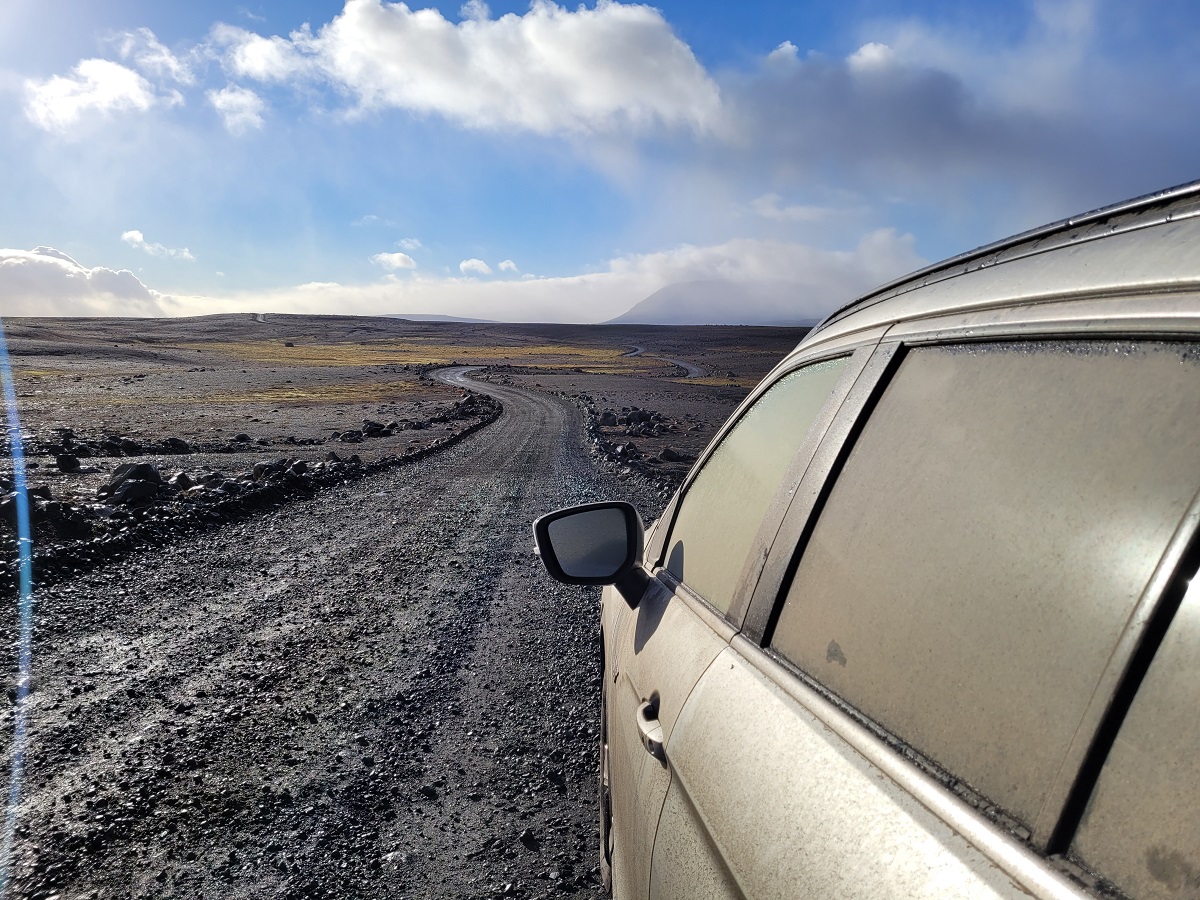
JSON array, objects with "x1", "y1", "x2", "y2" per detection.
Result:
[
  {"x1": 770, "y1": 341, "x2": 1200, "y2": 830},
  {"x1": 665, "y1": 356, "x2": 849, "y2": 615},
  {"x1": 1071, "y1": 578, "x2": 1200, "y2": 900}
]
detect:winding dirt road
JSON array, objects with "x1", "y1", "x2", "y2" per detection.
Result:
[{"x1": 3, "y1": 370, "x2": 658, "y2": 899}]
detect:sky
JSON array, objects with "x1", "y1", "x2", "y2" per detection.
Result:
[{"x1": 0, "y1": 0, "x2": 1197, "y2": 323}]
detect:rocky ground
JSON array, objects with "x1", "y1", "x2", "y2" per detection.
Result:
[
  {"x1": 0, "y1": 317, "x2": 805, "y2": 899},
  {"x1": 0, "y1": 370, "x2": 665, "y2": 899}
]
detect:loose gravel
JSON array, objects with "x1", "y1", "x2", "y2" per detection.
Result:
[{"x1": 1, "y1": 369, "x2": 663, "y2": 900}]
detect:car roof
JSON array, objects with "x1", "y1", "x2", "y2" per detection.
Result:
[{"x1": 801, "y1": 179, "x2": 1200, "y2": 351}]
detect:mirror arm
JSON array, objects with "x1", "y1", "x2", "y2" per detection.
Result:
[{"x1": 614, "y1": 566, "x2": 650, "y2": 609}]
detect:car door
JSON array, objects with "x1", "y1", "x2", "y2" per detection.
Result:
[
  {"x1": 653, "y1": 335, "x2": 1200, "y2": 898},
  {"x1": 606, "y1": 350, "x2": 869, "y2": 899}
]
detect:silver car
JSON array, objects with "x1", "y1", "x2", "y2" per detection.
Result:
[{"x1": 534, "y1": 181, "x2": 1200, "y2": 900}]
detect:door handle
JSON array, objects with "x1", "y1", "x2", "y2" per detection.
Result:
[{"x1": 637, "y1": 699, "x2": 665, "y2": 761}]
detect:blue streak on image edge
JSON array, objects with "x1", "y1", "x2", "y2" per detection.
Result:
[{"x1": 0, "y1": 319, "x2": 34, "y2": 899}]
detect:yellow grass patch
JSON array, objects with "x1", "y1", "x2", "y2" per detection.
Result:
[
  {"x1": 185, "y1": 340, "x2": 670, "y2": 373},
  {"x1": 674, "y1": 375, "x2": 761, "y2": 388},
  {"x1": 13, "y1": 368, "x2": 72, "y2": 378},
  {"x1": 100, "y1": 380, "x2": 436, "y2": 406}
]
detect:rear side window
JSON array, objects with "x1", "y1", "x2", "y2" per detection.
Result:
[
  {"x1": 1072, "y1": 578, "x2": 1200, "y2": 899},
  {"x1": 771, "y1": 341, "x2": 1200, "y2": 828},
  {"x1": 666, "y1": 357, "x2": 848, "y2": 614}
]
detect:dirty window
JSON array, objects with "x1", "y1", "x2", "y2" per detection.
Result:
[
  {"x1": 1072, "y1": 577, "x2": 1200, "y2": 899},
  {"x1": 771, "y1": 341, "x2": 1200, "y2": 828},
  {"x1": 666, "y1": 356, "x2": 848, "y2": 614}
]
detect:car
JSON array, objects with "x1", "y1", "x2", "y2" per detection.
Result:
[{"x1": 533, "y1": 180, "x2": 1200, "y2": 900}]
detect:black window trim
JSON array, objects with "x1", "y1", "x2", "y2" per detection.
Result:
[{"x1": 647, "y1": 344, "x2": 874, "y2": 630}]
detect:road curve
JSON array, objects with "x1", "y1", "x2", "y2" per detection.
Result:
[
  {"x1": 5, "y1": 369, "x2": 657, "y2": 899},
  {"x1": 620, "y1": 345, "x2": 706, "y2": 378}
]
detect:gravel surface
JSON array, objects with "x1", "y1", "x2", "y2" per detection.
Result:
[{"x1": 2, "y1": 368, "x2": 663, "y2": 900}]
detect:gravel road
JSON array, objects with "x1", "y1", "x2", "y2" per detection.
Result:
[{"x1": 3, "y1": 368, "x2": 661, "y2": 900}]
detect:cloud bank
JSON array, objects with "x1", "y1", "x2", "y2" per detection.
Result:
[
  {"x1": 122, "y1": 230, "x2": 923, "y2": 323},
  {"x1": 0, "y1": 248, "x2": 167, "y2": 316}
]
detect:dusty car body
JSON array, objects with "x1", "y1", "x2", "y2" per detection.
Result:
[{"x1": 535, "y1": 181, "x2": 1200, "y2": 899}]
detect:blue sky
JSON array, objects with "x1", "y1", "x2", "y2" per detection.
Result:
[{"x1": 0, "y1": 0, "x2": 1197, "y2": 322}]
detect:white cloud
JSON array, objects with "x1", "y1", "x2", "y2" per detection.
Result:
[
  {"x1": 207, "y1": 84, "x2": 266, "y2": 134},
  {"x1": 210, "y1": 22, "x2": 318, "y2": 82},
  {"x1": 216, "y1": 0, "x2": 721, "y2": 135},
  {"x1": 115, "y1": 27, "x2": 195, "y2": 84},
  {"x1": 459, "y1": 258, "x2": 492, "y2": 276},
  {"x1": 498, "y1": 259, "x2": 518, "y2": 272},
  {"x1": 846, "y1": 42, "x2": 894, "y2": 73},
  {"x1": 22, "y1": 59, "x2": 176, "y2": 131},
  {"x1": 121, "y1": 230, "x2": 195, "y2": 261},
  {"x1": 397, "y1": 237, "x2": 424, "y2": 252},
  {"x1": 0, "y1": 247, "x2": 167, "y2": 316},
  {"x1": 459, "y1": 0, "x2": 490, "y2": 22},
  {"x1": 765, "y1": 41, "x2": 800, "y2": 69},
  {"x1": 352, "y1": 214, "x2": 398, "y2": 227},
  {"x1": 371, "y1": 251, "x2": 417, "y2": 270},
  {"x1": 750, "y1": 194, "x2": 831, "y2": 223}
]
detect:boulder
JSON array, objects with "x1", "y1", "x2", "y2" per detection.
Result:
[
  {"x1": 110, "y1": 480, "x2": 160, "y2": 504},
  {"x1": 109, "y1": 462, "x2": 163, "y2": 487},
  {"x1": 56, "y1": 454, "x2": 81, "y2": 474}
]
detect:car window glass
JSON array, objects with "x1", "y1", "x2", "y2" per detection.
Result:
[
  {"x1": 666, "y1": 356, "x2": 848, "y2": 615},
  {"x1": 1071, "y1": 577, "x2": 1200, "y2": 900},
  {"x1": 771, "y1": 341, "x2": 1200, "y2": 828}
]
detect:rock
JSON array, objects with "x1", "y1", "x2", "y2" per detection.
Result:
[
  {"x1": 118, "y1": 438, "x2": 143, "y2": 454},
  {"x1": 109, "y1": 462, "x2": 163, "y2": 486},
  {"x1": 56, "y1": 454, "x2": 81, "y2": 474},
  {"x1": 288, "y1": 460, "x2": 308, "y2": 476},
  {"x1": 169, "y1": 472, "x2": 194, "y2": 490},
  {"x1": 419, "y1": 784, "x2": 438, "y2": 800},
  {"x1": 598, "y1": 412, "x2": 618, "y2": 426},
  {"x1": 658, "y1": 447, "x2": 685, "y2": 462},
  {"x1": 111, "y1": 480, "x2": 160, "y2": 504},
  {"x1": 325, "y1": 451, "x2": 342, "y2": 464},
  {"x1": 233, "y1": 433, "x2": 252, "y2": 443},
  {"x1": 519, "y1": 829, "x2": 540, "y2": 851},
  {"x1": 162, "y1": 437, "x2": 190, "y2": 453}
]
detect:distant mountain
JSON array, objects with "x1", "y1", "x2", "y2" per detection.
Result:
[
  {"x1": 386, "y1": 313, "x2": 499, "y2": 323},
  {"x1": 607, "y1": 280, "x2": 822, "y2": 326}
]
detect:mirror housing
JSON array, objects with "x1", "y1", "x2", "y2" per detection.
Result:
[{"x1": 533, "y1": 501, "x2": 647, "y2": 606}]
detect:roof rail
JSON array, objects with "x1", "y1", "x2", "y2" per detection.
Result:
[{"x1": 810, "y1": 179, "x2": 1200, "y2": 337}]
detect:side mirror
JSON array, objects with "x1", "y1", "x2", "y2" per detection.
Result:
[{"x1": 533, "y1": 501, "x2": 649, "y2": 607}]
